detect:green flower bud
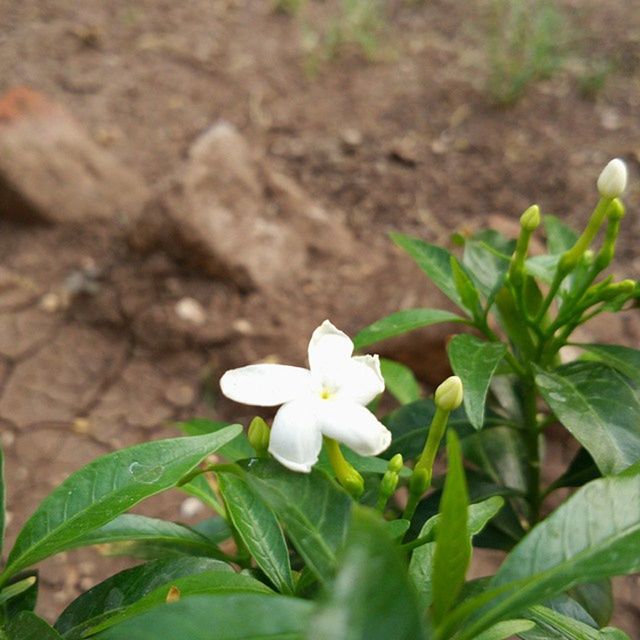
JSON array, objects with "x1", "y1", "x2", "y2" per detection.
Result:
[
  {"x1": 380, "y1": 469, "x2": 399, "y2": 497},
  {"x1": 342, "y1": 468, "x2": 365, "y2": 499},
  {"x1": 248, "y1": 416, "x2": 270, "y2": 457},
  {"x1": 409, "y1": 466, "x2": 429, "y2": 497},
  {"x1": 388, "y1": 453, "x2": 404, "y2": 474},
  {"x1": 435, "y1": 376, "x2": 463, "y2": 412},
  {"x1": 519, "y1": 204, "x2": 541, "y2": 232}
]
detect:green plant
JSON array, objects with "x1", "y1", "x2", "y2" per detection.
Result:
[
  {"x1": 0, "y1": 160, "x2": 637, "y2": 639},
  {"x1": 484, "y1": 0, "x2": 567, "y2": 105}
]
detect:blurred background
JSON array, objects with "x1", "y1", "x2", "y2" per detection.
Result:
[{"x1": 0, "y1": 0, "x2": 638, "y2": 630}]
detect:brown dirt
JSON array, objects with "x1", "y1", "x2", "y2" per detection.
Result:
[{"x1": 0, "y1": 0, "x2": 639, "y2": 633}]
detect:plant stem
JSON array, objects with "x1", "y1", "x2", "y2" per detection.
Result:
[{"x1": 522, "y1": 377, "x2": 540, "y2": 526}]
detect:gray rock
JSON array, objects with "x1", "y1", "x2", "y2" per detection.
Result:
[{"x1": 132, "y1": 121, "x2": 353, "y2": 290}]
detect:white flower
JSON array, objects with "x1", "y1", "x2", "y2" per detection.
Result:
[
  {"x1": 597, "y1": 158, "x2": 627, "y2": 198},
  {"x1": 220, "y1": 320, "x2": 391, "y2": 473}
]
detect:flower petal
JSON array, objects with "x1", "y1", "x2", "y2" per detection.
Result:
[
  {"x1": 317, "y1": 399, "x2": 392, "y2": 457},
  {"x1": 308, "y1": 320, "x2": 353, "y2": 374},
  {"x1": 334, "y1": 355, "x2": 385, "y2": 405},
  {"x1": 268, "y1": 399, "x2": 322, "y2": 473},
  {"x1": 220, "y1": 364, "x2": 312, "y2": 407}
]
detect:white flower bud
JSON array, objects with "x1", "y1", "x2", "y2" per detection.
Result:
[
  {"x1": 597, "y1": 158, "x2": 627, "y2": 198},
  {"x1": 435, "y1": 376, "x2": 463, "y2": 412}
]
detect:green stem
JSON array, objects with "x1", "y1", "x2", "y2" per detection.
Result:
[{"x1": 522, "y1": 378, "x2": 540, "y2": 526}]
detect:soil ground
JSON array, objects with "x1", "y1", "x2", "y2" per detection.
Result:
[{"x1": 0, "y1": 0, "x2": 639, "y2": 633}]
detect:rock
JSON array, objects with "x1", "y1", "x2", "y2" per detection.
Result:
[
  {"x1": 0, "y1": 86, "x2": 149, "y2": 225},
  {"x1": 175, "y1": 297, "x2": 206, "y2": 325},
  {"x1": 131, "y1": 121, "x2": 353, "y2": 290}
]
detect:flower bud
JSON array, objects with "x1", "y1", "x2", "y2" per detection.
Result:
[
  {"x1": 380, "y1": 469, "x2": 399, "y2": 497},
  {"x1": 248, "y1": 416, "x2": 270, "y2": 457},
  {"x1": 342, "y1": 468, "x2": 365, "y2": 499},
  {"x1": 597, "y1": 158, "x2": 627, "y2": 198},
  {"x1": 409, "y1": 466, "x2": 430, "y2": 497},
  {"x1": 519, "y1": 205, "x2": 541, "y2": 232},
  {"x1": 388, "y1": 453, "x2": 404, "y2": 474},
  {"x1": 435, "y1": 376, "x2": 463, "y2": 412}
]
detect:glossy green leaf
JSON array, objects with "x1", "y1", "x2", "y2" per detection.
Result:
[
  {"x1": 461, "y1": 426, "x2": 530, "y2": 497},
  {"x1": 176, "y1": 418, "x2": 254, "y2": 460},
  {"x1": 95, "y1": 594, "x2": 313, "y2": 640},
  {"x1": 447, "y1": 335, "x2": 507, "y2": 429},
  {"x1": 577, "y1": 344, "x2": 640, "y2": 386},
  {"x1": 55, "y1": 557, "x2": 231, "y2": 638},
  {"x1": 4, "y1": 570, "x2": 38, "y2": 618},
  {"x1": 84, "y1": 571, "x2": 273, "y2": 637},
  {"x1": 180, "y1": 473, "x2": 225, "y2": 515},
  {"x1": 310, "y1": 507, "x2": 426, "y2": 640},
  {"x1": 391, "y1": 233, "x2": 463, "y2": 306},
  {"x1": 522, "y1": 605, "x2": 629, "y2": 639},
  {"x1": 409, "y1": 496, "x2": 504, "y2": 608},
  {"x1": 431, "y1": 431, "x2": 470, "y2": 623},
  {"x1": 2, "y1": 427, "x2": 242, "y2": 582},
  {"x1": 380, "y1": 358, "x2": 421, "y2": 405},
  {"x1": 353, "y1": 308, "x2": 464, "y2": 349},
  {"x1": 242, "y1": 460, "x2": 351, "y2": 583},
  {"x1": 536, "y1": 362, "x2": 640, "y2": 474},
  {"x1": 474, "y1": 619, "x2": 534, "y2": 640},
  {"x1": 70, "y1": 514, "x2": 227, "y2": 559},
  {"x1": 462, "y1": 229, "x2": 514, "y2": 300},
  {"x1": 218, "y1": 473, "x2": 293, "y2": 594},
  {"x1": 8, "y1": 611, "x2": 63, "y2": 639},
  {"x1": 442, "y1": 473, "x2": 640, "y2": 640},
  {"x1": 451, "y1": 256, "x2": 483, "y2": 318}
]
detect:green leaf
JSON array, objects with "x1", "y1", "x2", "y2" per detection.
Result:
[
  {"x1": 380, "y1": 358, "x2": 421, "y2": 405},
  {"x1": 577, "y1": 344, "x2": 640, "y2": 386},
  {"x1": 431, "y1": 431, "x2": 470, "y2": 623},
  {"x1": 353, "y1": 308, "x2": 464, "y2": 350},
  {"x1": 241, "y1": 460, "x2": 351, "y2": 583},
  {"x1": 2, "y1": 427, "x2": 242, "y2": 582},
  {"x1": 525, "y1": 255, "x2": 561, "y2": 284},
  {"x1": 94, "y1": 594, "x2": 313, "y2": 640},
  {"x1": 316, "y1": 449, "x2": 410, "y2": 478},
  {"x1": 4, "y1": 570, "x2": 38, "y2": 618},
  {"x1": 543, "y1": 215, "x2": 578, "y2": 254},
  {"x1": 535, "y1": 362, "x2": 640, "y2": 474},
  {"x1": 8, "y1": 611, "x2": 63, "y2": 639},
  {"x1": 55, "y1": 557, "x2": 232, "y2": 638},
  {"x1": 447, "y1": 335, "x2": 507, "y2": 430},
  {"x1": 523, "y1": 605, "x2": 630, "y2": 639},
  {"x1": 176, "y1": 418, "x2": 255, "y2": 460},
  {"x1": 391, "y1": 233, "x2": 464, "y2": 307},
  {"x1": 382, "y1": 399, "x2": 473, "y2": 460},
  {"x1": 462, "y1": 229, "x2": 514, "y2": 300},
  {"x1": 409, "y1": 496, "x2": 504, "y2": 608},
  {"x1": 83, "y1": 571, "x2": 274, "y2": 637},
  {"x1": 217, "y1": 473, "x2": 293, "y2": 594},
  {"x1": 69, "y1": 514, "x2": 227, "y2": 559},
  {"x1": 461, "y1": 426, "x2": 530, "y2": 497},
  {"x1": 451, "y1": 256, "x2": 483, "y2": 319},
  {"x1": 546, "y1": 448, "x2": 600, "y2": 493},
  {"x1": 474, "y1": 619, "x2": 535, "y2": 640},
  {"x1": 442, "y1": 473, "x2": 640, "y2": 639},
  {"x1": 309, "y1": 507, "x2": 427, "y2": 640},
  {"x1": 568, "y1": 580, "x2": 613, "y2": 628}
]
